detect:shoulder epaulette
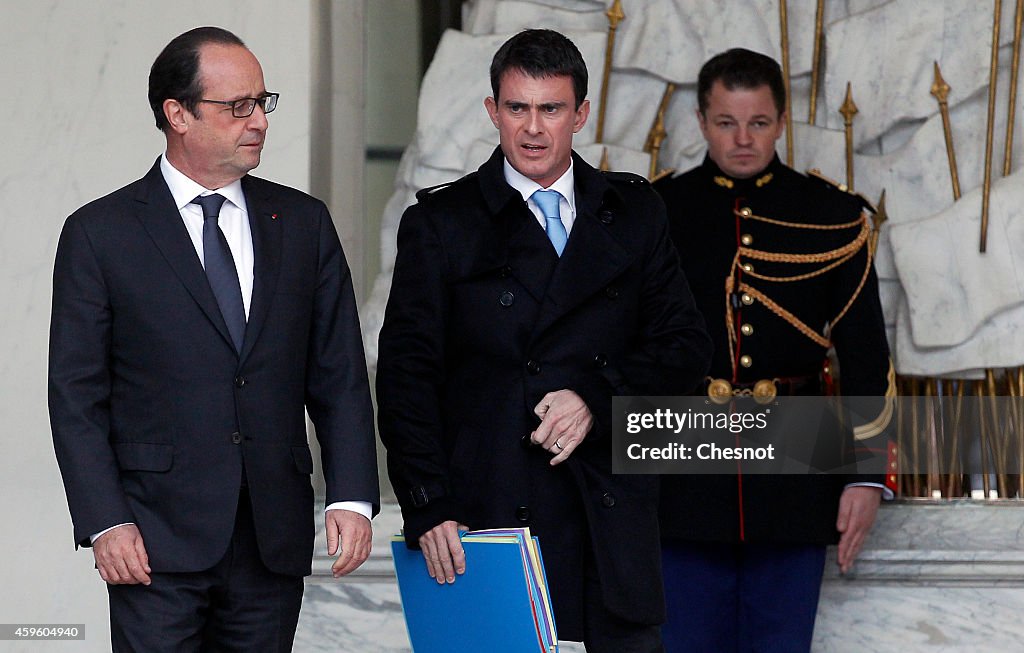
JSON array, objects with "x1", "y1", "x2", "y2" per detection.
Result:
[
  {"x1": 602, "y1": 170, "x2": 649, "y2": 186},
  {"x1": 414, "y1": 180, "x2": 457, "y2": 202},
  {"x1": 806, "y1": 169, "x2": 876, "y2": 214}
]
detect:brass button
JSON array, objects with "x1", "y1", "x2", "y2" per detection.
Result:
[
  {"x1": 741, "y1": 234, "x2": 753, "y2": 246},
  {"x1": 742, "y1": 263, "x2": 754, "y2": 273},
  {"x1": 741, "y1": 293, "x2": 753, "y2": 306},
  {"x1": 739, "y1": 207, "x2": 752, "y2": 217},
  {"x1": 740, "y1": 323, "x2": 754, "y2": 336},
  {"x1": 740, "y1": 355, "x2": 753, "y2": 368}
]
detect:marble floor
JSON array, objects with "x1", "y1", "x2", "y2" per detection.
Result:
[{"x1": 295, "y1": 502, "x2": 1024, "y2": 653}]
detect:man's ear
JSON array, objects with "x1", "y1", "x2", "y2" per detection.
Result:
[
  {"x1": 163, "y1": 99, "x2": 190, "y2": 135},
  {"x1": 696, "y1": 108, "x2": 708, "y2": 137},
  {"x1": 484, "y1": 96, "x2": 500, "y2": 129},
  {"x1": 573, "y1": 99, "x2": 590, "y2": 133}
]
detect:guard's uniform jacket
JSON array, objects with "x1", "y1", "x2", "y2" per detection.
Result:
[
  {"x1": 377, "y1": 147, "x2": 712, "y2": 637},
  {"x1": 654, "y1": 154, "x2": 894, "y2": 545}
]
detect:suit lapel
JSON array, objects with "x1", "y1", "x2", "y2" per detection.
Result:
[
  {"x1": 532, "y1": 156, "x2": 631, "y2": 338},
  {"x1": 239, "y1": 175, "x2": 282, "y2": 364},
  {"x1": 133, "y1": 160, "x2": 238, "y2": 354}
]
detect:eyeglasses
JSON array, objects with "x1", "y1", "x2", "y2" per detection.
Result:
[{"x1": 198, "y1": 92, "x2": 279, "y2": 118}]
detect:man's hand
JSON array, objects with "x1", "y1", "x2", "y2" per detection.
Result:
[
  {"x1": 532, "y1": 389, "x2": 593, "y2": 465},
  {"x1": 93, "y1": 524, "x2": 151, "y2": 585},
  {"x1": 419, "y1": 520, "x2": 468, "y2": 584},
  {"x1": 326, "y1": 509, "x2": 372, "y2": 578},
  {"x1": 836, "y1": 486, "x2": 882, "y2": 574}
]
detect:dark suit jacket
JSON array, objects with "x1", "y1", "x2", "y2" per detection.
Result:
[
  {"x1": 376, "y1": 148, "x2": 711, "y2": 637},
  {"x1": 655, "y1": 154, "x2": 891, "y2": 545},
  {"x1": 48, "y1": 159, "x2": 380, "y2": 577}
]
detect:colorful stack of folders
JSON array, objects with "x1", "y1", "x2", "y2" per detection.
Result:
[{"x1": 391, "y1": 528, "x2": 558, "y2": 652}]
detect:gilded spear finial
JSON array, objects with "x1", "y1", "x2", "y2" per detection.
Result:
[
  {"x1": 839, "y1": 82, "x2": 858, "y2": 190},
  {"x1": 595, "y1": 0, "x2": 625, "y2": 144},
  {"x1": 930, "y1": 61, "x2": 961, "y2": 200},
  {"x1": 599, "y1": 146, "x2": 611, "y2": 172}
]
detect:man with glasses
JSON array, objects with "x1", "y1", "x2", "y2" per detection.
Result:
[{"x1": 48, "y1": 26, "x2": 379, "y2": 651}]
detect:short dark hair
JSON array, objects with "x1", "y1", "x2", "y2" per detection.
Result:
[
  {"x1": 490, "y1": 29, "x2": 588, "y2": 109},
  {"x1": 148, "y1": 26, "x2": 246, "y2": 131},
  {"x1": 697, "y1": 48, "x2": 786, "y2": 117}
]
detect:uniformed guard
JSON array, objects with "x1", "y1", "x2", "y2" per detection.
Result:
[{"x1": 653, "y1": 48, "x2": 895, "y2": 652}]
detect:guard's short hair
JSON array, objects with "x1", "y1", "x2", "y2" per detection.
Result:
[
  {"x1": 697, "y1": 48, "x2": 786, "y2": 116},
  {"x1": 490, "y1": 29, "x2": 588, "y2": 109},
  {"x1": 148, "y1": 26, "x2": 246, "y2": 131}
]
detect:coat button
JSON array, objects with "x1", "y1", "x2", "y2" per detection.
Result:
[
  {"x1": 593, "y1": 353, "x2": 608, "y2": 368},
  {"x1": 601, "y1": 493, "x2": 616, "y2": 508},
  {"x1": 499, "y1": 291, "x2": 515, "y2": 307},
  {"x1": 499, "y1": 265, "x2": 513, "y2": 278},
  {"x1": 741, "y1": 263, "x2": 754, "y2": 273},
  {"x1": 526, "y1": 360, "x2": 542, "y2": 375},
  {"x1": 740, "y1": 293, "x2": 753, "y2": 306},
  {"x1": 234, "y1": 376, "x2": 246, "y2": 388},
  {"x1": 741, "y1": 234, "x2": 753, "y2": 246},
  {"x1": 740, "y1": 323, "x2": 754, "y2": 336},
  {"x1": 231, "y1": 432, "x2": 242, "y2": 444},
  {"x1": 599, "y1": 209, "x2": 614, "y2": 225},
  {"x1": 740, "y1": 355, "x2": 753, "y2": 368},
  {"x1": 515, "y1": 506, "x2": 531, "y2": 522},
  {"x1": 605, "y1": 286, "x2": 619, "y2": 299},
  {"x1": 739, "y1": 207, "x2": 752, "y2": 217}
]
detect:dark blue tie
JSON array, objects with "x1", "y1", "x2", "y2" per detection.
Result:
[
  {"x1": 532, "y1": 189, "x2": 567, "y2": 256},
  {"x1": 192, "y1": 194, "x2": 246, "y2": 353}
]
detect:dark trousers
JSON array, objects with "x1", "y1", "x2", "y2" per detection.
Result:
[
  {"x1": 107, "y1": 489, "x2": 304, "y2": 652},
  {"x1": 660, "y1": 541, "x2": 826, "y2": 653}
]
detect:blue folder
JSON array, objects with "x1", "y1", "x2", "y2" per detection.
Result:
[{"x1": 392, "y1": 528, "x2": 558, "y2": 652}]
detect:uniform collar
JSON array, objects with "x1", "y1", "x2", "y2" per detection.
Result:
[{"x1": 699, "y1": 152, "x2": 783, "y2": 194}]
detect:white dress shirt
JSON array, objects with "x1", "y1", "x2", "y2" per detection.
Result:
[{"x1": 504, "y1": 158, "x2": 577, "y2": 235}]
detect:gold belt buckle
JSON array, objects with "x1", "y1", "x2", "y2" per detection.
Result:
[
  {"x1": 707, "y1": 378, "x2": 733, "y2": 404},
  {"x1": 706, "y1": 378, "x2": 777, "y2": 404},
  {"x1": 752, "y1": 379, "x2": 777, "y2": 404}
]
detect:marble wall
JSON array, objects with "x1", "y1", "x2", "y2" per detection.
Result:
[
  {"x1": 360, "y1": 0, "x2": 1024, "y2": 381},
  {"x1": 0, "y1": 4, "x2": 313, "y2": 650}
]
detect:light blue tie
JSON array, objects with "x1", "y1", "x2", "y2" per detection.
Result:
[{"x1": 532, "y1": 189, "x2": 567, "y2": 256}]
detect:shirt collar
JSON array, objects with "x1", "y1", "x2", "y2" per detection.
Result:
[
  {"x1": 160, "y1": 154, "x2": 247, "y2": 213},
  {"x1": 503, "y1": 158, "x2": 576, "y2": 215}
]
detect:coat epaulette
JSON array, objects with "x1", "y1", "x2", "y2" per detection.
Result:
[
  {"x1": 415, "y1": 180, "x2": 458, "y2": 202},
  {"x1": 602, "y1": 170, "x2": 649, "y2": 186},
  {"x1": 805, "y1": 168, "x2": 876, "y2": 214}
]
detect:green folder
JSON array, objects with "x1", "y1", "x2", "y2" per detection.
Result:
[{"x1": 392, "y1": 527, "x2": 558, "y2": 652}]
